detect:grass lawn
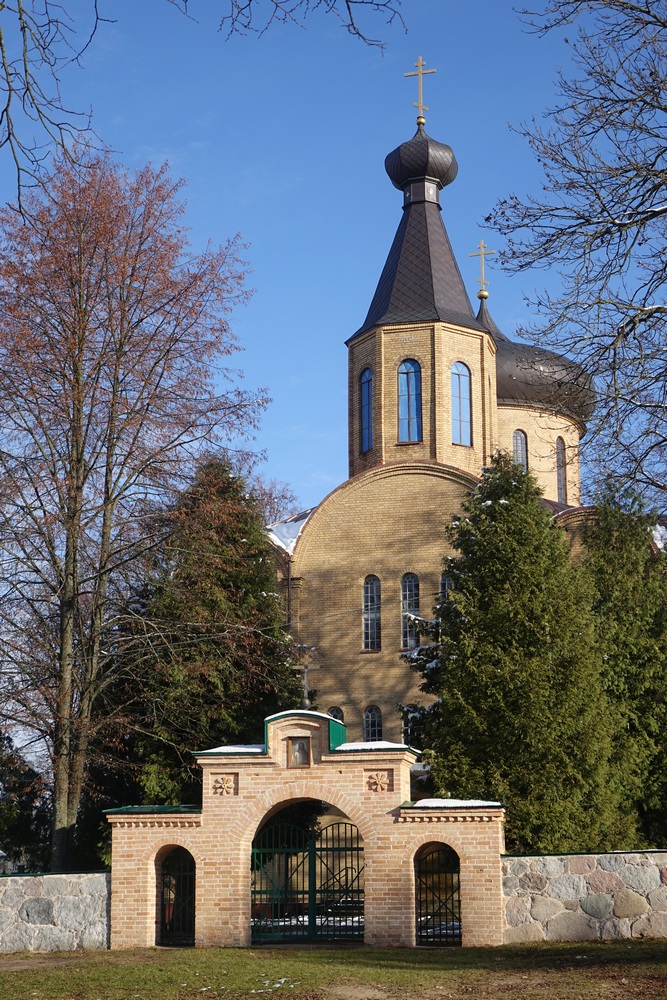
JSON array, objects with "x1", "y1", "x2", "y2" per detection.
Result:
[{"x1": 0, "y1": 940, "x2": 666, "y2": 999}]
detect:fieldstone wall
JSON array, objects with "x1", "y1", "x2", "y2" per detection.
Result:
[
  {"x1": 503, "y1": 851, "x2": 667, "y2": 943},
  {"x1": 0, "y1": 873, "x2": 110, "y2": 953}
]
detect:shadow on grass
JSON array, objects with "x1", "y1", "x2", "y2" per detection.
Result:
[{"x1": 256, "y1": 939, "x2": 667, "y2": 973}]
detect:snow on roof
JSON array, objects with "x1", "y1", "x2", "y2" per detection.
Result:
[
  {"x1": 197, "y1": 744, "x2": 265, "y2": 755},
  {"x1": 267, "y1": 507, "x2": 316, "y2": 555},
  {"x1": 335, "y1": 741, "x2": 412, "y2": 751},
  {"x1": 652, "y1": 523, "x2": 667, "y2": 550},
  {"x1": 265, "y1": 709, "x2": 334, "y2": 724},
  {"x1": 409, "y1": 798, "x2": 502, "y2": 808}
]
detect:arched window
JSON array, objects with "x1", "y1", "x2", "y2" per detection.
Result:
[
  {"x1": 440, "y1": 572, "x2": 452, "y2": 606},
  {"x1": 401, "y1": 573, "x2": 420, "y2": 649},
  {"x1": 398, "y1": 359, "x2": 422, "y2": 442},
  {"x1": 556, "y1": 436, "x2": 567, "y2": 503},
  {"x1": 363, "y1": 705, "x2": 383, "y2": 742},
  {"x1": 328, "y1": 706, "x2": 344, "y2": 722},
  {"x1": 360, "y1": 368, "x2": 373, "y2": 453},
  {"x1": 451, "y1": 362, "x2": 472, "y2": 446},
  {"x1": 362, "y1": 575, "x2": 381, "y2": 650},
  {"x1": 513, "y1": 429, "x2": 528, "y2": 471}
]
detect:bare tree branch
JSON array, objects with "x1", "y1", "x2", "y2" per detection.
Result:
[{"x1": 490, "y1": 1, "x2": 667, "y2": 505}]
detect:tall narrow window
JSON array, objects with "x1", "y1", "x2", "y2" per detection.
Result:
[
  {"x1": 328, "y1": 706, "x2": 344, "y2": 722},
  {"x1": 362, "y1": 575, "x2": 381, "y2": 650},
  {"x1": 398, "y1": 359, "x2": 422, "y2": 442},
  {"x1": 556, "y1": 436, "x2": 567, "y2": 504},
  {"x1": 513, "y1": 429, "x2": 528, "y2": 471},
  {"x1": 440, "y1": 572, "x2": 452, "y2": 607},
  {"x1": 360, "y1": 368, "x2": 373, "y2": 453},
  {"x1": 401, "y1": 573, "x2": 420, "y2": 649},
  {"x1": 363, "y1": 705, "x2": 383, "y2": 741},
  {"x1": 451, "y1": 362, "x2": 472, "y2": 446}
]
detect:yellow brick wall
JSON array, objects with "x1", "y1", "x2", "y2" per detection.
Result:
[
  {"x1": 348, "y1": 321, "x2": 496, "y2": 481},
  {"x1": 107, "y1": 712, "x2": 506, "y2": 950},
  {"x1": 283, "y1": 463, "x2": 479, "y2": 742},
  {"x1": 496, "y1": 404, "x2": 582, "y2": 505}
]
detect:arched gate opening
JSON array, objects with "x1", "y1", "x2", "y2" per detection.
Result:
[
  {"x1": 157, "y1": 846, "x2": 195, "y2": 946},
  {"x1": 415, "y1": 842, "x2": 461, "y2": 947},
  {"x1": 251, "y1": 803, "x2": 364, "y2": 942}
]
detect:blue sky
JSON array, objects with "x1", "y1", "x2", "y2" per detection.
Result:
[{"x1": 9, "y1": 1, "x2": 578, "y2": 510}]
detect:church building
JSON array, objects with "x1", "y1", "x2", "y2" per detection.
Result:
[{"x1": 269, "y1": 72, "x2": 594, "y2": 743}]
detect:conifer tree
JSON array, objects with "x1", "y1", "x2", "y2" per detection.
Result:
[
  {"x1": 580, "y1": 493, "x2": 667, "y2": 845},
  {"x1": 411, "y1": 454, "x2": 630, "y2": 854},
  {"x1": 124, "y1": 460, "x2": 301, "y2": 804}
]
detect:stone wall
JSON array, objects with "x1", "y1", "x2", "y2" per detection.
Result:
[
  {"x1": 0, "y1": 872, "x2": 110, "y2": 953},
  {"x1": 503, "y1": 851, "x2": 667, "y2": 943}
]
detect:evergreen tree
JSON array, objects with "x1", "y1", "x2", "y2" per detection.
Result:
[
  {"x1": 110, "y1": 460, "x2": 301, "y2": 806},
  {"x1": 0, "y1": 735, "x2": 50, "y2": 871},
  {"x1": 580, "y1": 492, "x2": 667, "y2": 846},
  {"x1": 411, "y1": 454, "x2": 630, "y2": 854}
]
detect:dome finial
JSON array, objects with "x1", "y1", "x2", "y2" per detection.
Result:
[
  {"x1": 470, "y1": 239, "x2": 495, "y2": 300},
  {"x1": 405, "y1": 55, "x2": 436, "y2": 126}
]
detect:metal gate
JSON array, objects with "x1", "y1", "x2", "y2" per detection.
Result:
[
  {"x1": 251, "y1": 821, "x2": 364, "y2": 941},
  {"x1": 415, "y1": 843, "x2": 461, "y2": 946},
  {"x1": 158, "y1": 846, "x2": 195, "y2": 946}
]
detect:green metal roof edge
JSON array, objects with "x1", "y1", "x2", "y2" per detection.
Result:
[
  {"x1": 502, "y1": 847, "x2": 667, "y2": 859},
  {"x1": 192, "y1": 712, "x2": 350, "y2": 757},
  {"x1": 0, "y1": 869, "x2": 108, "y2": 878},
  {"x1": 102, "y1": 804, "x2": 202, "y2": 815}
]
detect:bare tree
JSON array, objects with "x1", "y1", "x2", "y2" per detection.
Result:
[
  {"x1": 202, "y1": 0, "x2": 404, "y2": 46},
  {"x1": 0, "y1": 1, "x2": 404, "y2": 205},
  {"x1": 490, "y1": 2, "x2": 667, "y2": 504},
  {"x1": 0, "y1": 149, "x2": 265, "y2": 869}
]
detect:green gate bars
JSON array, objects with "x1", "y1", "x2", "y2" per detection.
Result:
[
  {"x1": 415, "y1": 842, "x2": 462, "y2": 946},
  {"x1": 251, "y1": 821, "x2": 364, "y2": 942}
]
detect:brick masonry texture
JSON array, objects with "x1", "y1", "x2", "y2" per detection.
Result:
[
  {"x1": 281, "y1": 314, "x2": 586, "y2": 743},
  {"x1": 107, "y1": 712, "x2": 505, "y2": 950},
  {"x1": 0, "y1": 872, "x2": 109, "y2": 953},
  {"x1": 502, "y1": 852, "x2": 667, "y2": 942}
]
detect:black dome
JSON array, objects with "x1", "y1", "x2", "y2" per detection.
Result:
[
  {"x1": 496, "y1": 339, "x2": 595, "y2": 425},
  {"x1": 477, "y1": 299, "x2": 595, "y2": 426},
  {"x1": 385, "y1": 124, "x2": 458, "y2": 191}
]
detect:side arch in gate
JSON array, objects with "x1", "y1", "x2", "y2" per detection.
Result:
[
  {"x1": 414, "y1": 841, "x2": 461, "y2": 947},
  {"x1": 155, "y1": 845, "x2": 196, "y2": 946}
]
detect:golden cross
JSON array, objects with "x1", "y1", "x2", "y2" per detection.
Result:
[
  {"x1": 405, "y1": 56, "x2": 436, "y2": 120},
  {"x1": 469, "y1": 240, "x2": 495, "y2": 297}
]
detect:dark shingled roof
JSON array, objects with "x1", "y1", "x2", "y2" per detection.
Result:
[
  {"x1": 349, "y1": 126, "x2": 486, "y2": 341},
  {"x1": 477, "y1": 299, "x2": 595, "y2": 426}
]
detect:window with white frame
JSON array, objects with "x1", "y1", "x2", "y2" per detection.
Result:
[
  {"x1": 363, "y1": 705, "x2": 383, "y2": 742},
  {"x1": 362, "y1": 575, "x2": 381, "y2": 650},
  {"x1": 401, "y1": 573, "x2": 420, "y2": 649},
  {"x1": 451, "y1": 362, "x2": 472, "y2": 446},
  {"x1": 513, "y1": 429, "x2": 528, "y2": 471}
]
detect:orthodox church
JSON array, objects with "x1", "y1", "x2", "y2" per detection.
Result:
[{"x1": 269, "y1": 72, "x2": 594, "y2": 743}]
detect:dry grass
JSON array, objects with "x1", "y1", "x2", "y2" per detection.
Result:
[{"x1": 0, "y1": 940, "x2": 666, "y2": 999}]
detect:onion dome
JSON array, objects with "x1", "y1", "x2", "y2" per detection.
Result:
[
  {"x1": 385, "y1": 124, "x2": 458, "y2": 191},
  {"x1": 476, "y1": 298, "x2": 595, "y2": 427},
  {"x1": 349, "y1": 125, "x2": 484, "y2": 340}
]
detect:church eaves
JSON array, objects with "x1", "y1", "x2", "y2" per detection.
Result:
[{"x1": 348, "y1": 124, "x2": 486, "y2": 342}]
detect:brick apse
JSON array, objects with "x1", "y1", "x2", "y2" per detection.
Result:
[{"x1": 106, "y1": 710, "x2": 505, "y2": 949}]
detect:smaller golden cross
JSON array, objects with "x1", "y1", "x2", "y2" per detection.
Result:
[
  {"x1": 470, "y1": 240, "x2": 495, "y2": 298},
  {"x1": 405, "y1": 56, "x2": 436, "y2": 120}
]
